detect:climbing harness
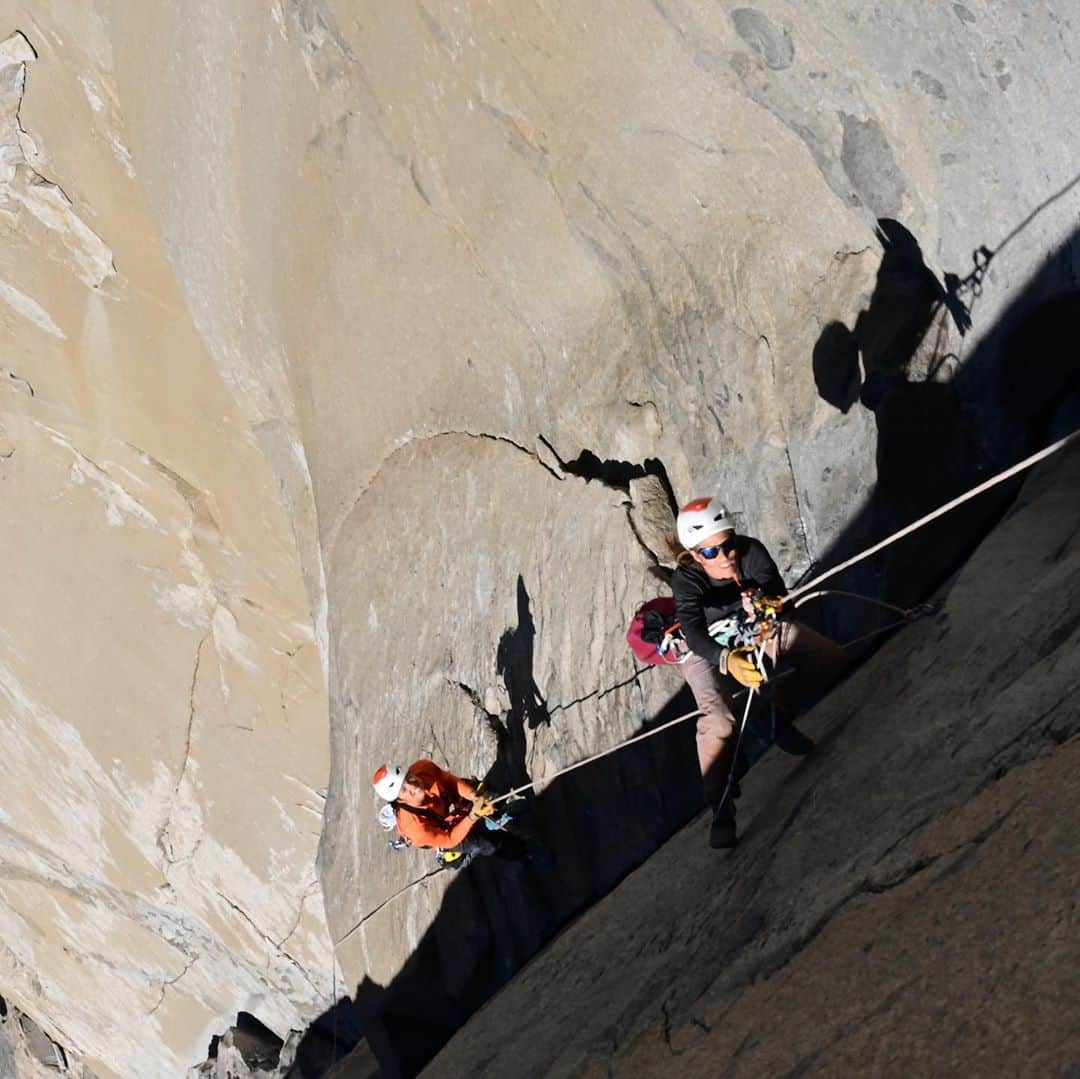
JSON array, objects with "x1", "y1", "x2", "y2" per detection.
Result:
[{"x1": 707, "y1": 590, "x2": 786, "y2": 651}]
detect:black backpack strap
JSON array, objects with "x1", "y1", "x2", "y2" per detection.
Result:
[{"x1": 393, "y1": 800, "x2": 472, "y2": 835}]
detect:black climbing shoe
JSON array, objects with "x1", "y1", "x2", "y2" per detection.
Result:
[
  {"x1": 709, "y1": 802, "x2": 738, "y2": 849},
  {"x1": 774, "y1": 723, "x2": 815, "y2": 756}
]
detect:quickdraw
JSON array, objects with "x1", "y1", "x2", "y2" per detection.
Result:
[
  {"x1": 658, "y1": 624, "x2": 691, "y2": 664},
  {"x1": 707, "y1": 590, "x2": 787, "y2": 653}
]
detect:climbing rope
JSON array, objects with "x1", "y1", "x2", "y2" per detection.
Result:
[
  {"x1": 713, "y1": 644, "x2": 768, "y2": 813},
  {"x1": 489, "y1": 602, "x2": 922, "y2": 808},
  {"x1": 787, "y1": 429, "x2": 1080, "y2": 603},
  {"x1": 485, "y1": 603, "x2": 923, "y2": 808},
  {"x1": 488, "y1": 429, "x2": 1078, "y2": 806},
  {"x1": 346, "y1": 430, "x2": 1078, "y2": 953},
  {"x1": 791, "y1": 589, "x2": 913, "y2": 618},
  {"x1": 489, "y1": 706, "x2": 704, "y2": 805}
]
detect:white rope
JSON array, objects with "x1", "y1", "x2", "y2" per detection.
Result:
[
  {"x1": 492, "y1": 640, "x2": 776, "y2": 808},
  {"x1": 787, "y1": 429, "x2": 1079, "y2": 603},
  {"x1": 416, "y1": 436, "x2": 1080, "y2": 834},
  {"x1": 714, "y1": 646, "x2": 768, "y2": 810},
  {"x1": 791, "y1": 589, "x2": 912, "y2": 617},
  {"x1": 490, "y1": 706, "x2": 704, "y2": 805}
]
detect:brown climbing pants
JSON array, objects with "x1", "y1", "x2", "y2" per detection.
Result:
[{"x1": 680, "y1": 621, "x2": 847, "y2": 806}]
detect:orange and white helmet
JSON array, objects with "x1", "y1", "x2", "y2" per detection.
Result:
[
  {"x1": 372, "y1": 763, "x2": 405, "y2": 801},
  {"x1": 677, "y1": 496, "x2": 735, "y2": 550}
]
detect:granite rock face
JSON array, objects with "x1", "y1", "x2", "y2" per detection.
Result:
[
  {"x1": 427, "y1": 447, "x2": 1080, "y2": 1078},
  {"x1": 0, "y1": 1, "x2": 1077, "y2": 1076},
  {"x1": 0, "y1": 18, "x2": 332, "y2": 1079}
]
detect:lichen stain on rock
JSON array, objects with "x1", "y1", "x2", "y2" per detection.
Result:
[
  {"x1": 839, "y1": 112, "x2": 906, "y2": 217},
  {"x1": 730, "y1": 8, "x2": 795, "y2": 71},
  {"x1": 912, "y1": 69, "x2": 948, "y2": 100}
]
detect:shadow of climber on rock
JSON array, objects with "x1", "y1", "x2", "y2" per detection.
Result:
[
  {"x1": 812, "y1": 218, "x2": 970, "y2": 413},
  {"x1": 809, "y1": 218, "x2": 987, "y2": 621},
  {"x1": 497, "y1": 576, "x2": 549, "y2": 732},
  {"x1": 480, "y1": 576, "x2": 549, "y2": 799}
]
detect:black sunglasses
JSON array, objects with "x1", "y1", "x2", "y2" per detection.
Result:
[{"x1": 696, "y1": 537, "x2": 738, "y2": 560}]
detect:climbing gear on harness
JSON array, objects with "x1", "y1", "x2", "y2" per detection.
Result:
[
  {"x1": 708, "y1": 614, "x2": 755, "y2": 650},
  {"x1": 677, "y1": 496, "x2": 735, "y2": 550},
  {"x1": 706, "y1": 589, "x2": 785, "y2": 655},
  {"x1": 627, "y1": 596, "x2": 689, "y2": 665},
  {"x1": 724, "y1": 646, "x2": 764, "y2": 689},
  {"x1": 470, "y1": 794, "x2": 496, "y2": 819},
  {"x1": 372, "y1": 763, "x2": 405, "y2": 801},
  {"x1": 436, "y1": 849, "x2": 469, "y2": 870},
  {"x1": 752, "y1": 593, "x2": 786, "y2": 619}
]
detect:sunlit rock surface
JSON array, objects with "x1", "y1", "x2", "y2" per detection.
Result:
[
  {"x1": 0, "y1": 1, "x2": 1077, "y2": 1075},
  {"x1": 0, "y1": 17, "x2": 331, "y2": 1079}
]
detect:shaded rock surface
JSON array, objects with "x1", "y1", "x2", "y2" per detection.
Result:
[
  {"x1": 427, "y1": 448, "x2": 1080, "y2": 1076},
  {"x1": 0, "y1": 996, "x2": 96, "y2": 1078},
  {"x1": 0, "y1": 2, "x2": 1077, "y2": 1077}
]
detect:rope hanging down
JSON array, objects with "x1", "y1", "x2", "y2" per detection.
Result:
[{"x1": 491, "y1": 429, "x2": 1078, "y2": 806}]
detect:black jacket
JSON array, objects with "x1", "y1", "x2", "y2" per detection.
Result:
[{"x1": 671, "y1": 536, "x2": 786, "y2": 665}]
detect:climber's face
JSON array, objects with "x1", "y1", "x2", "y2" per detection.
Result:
[
  {"x1": 692, "y1": 530, "x2": 739, "y2": 579},
  {"x1": 398, "y1": 775, "x2": 427, "y2": 806}
]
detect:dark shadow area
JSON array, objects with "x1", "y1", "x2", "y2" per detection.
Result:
[
  {"x1": 342, "y1": 674, "x2": 704, "y2": 1078},
  {"x1": 800, "y1": 215, "x2": 1080, "y2": 647},
  {"x1": 538, "y1": 435, "x2": 679, "y2": 514},
  {"x1": 495, "y1": 576, "x2": 549, "y2": 739},
  {"x1": 302, "y1": 209, "x2": 1080, "y2": 1078},
  {"x1": 290, "y1": 1000, "x2": 364, "y2": 1077},
  {"x1": 812, "y1": 320, "x2": 862, "y2": 412}
]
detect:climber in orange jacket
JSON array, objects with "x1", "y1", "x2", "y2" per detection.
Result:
[{"x1": 372, "y1": 759, "x2": 497, "y2": 851}]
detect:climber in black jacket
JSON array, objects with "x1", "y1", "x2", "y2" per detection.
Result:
[{"x1": 671, "y1": 496, "x2": 846, "y2": 849}]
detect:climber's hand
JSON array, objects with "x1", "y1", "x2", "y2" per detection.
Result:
[
  {"x1": 469, "y1": 795, "x2": 496, "y2": 819},
  {"x1": 741, "y1": 591, "x2": 757, "y2": 620},
  {"x1": 725, "y1": 647, "x2": 764, "y2": 689}
]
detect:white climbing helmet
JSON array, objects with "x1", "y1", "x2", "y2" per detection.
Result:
[
  {"x1": 372, "y1": 763, "x2": 405, "y2": 801},
  {"x1": 677, "y1": 496, "x2": 735, "y2": 550}
]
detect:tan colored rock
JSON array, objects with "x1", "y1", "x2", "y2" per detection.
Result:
[
  {"x1": 0, "y1": 1, "x2": 1076, "y2": 1075},
  {"x1": 0, "y1": 21, "x2": 333, "y2": 1079},
  {"x1": 627, "y1": 474, "x2": 677, "y2": 567}
]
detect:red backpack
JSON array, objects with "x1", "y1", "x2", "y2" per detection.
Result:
[{"x1": 626, "y1": 596, "x2": 688, "y2": 665}]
